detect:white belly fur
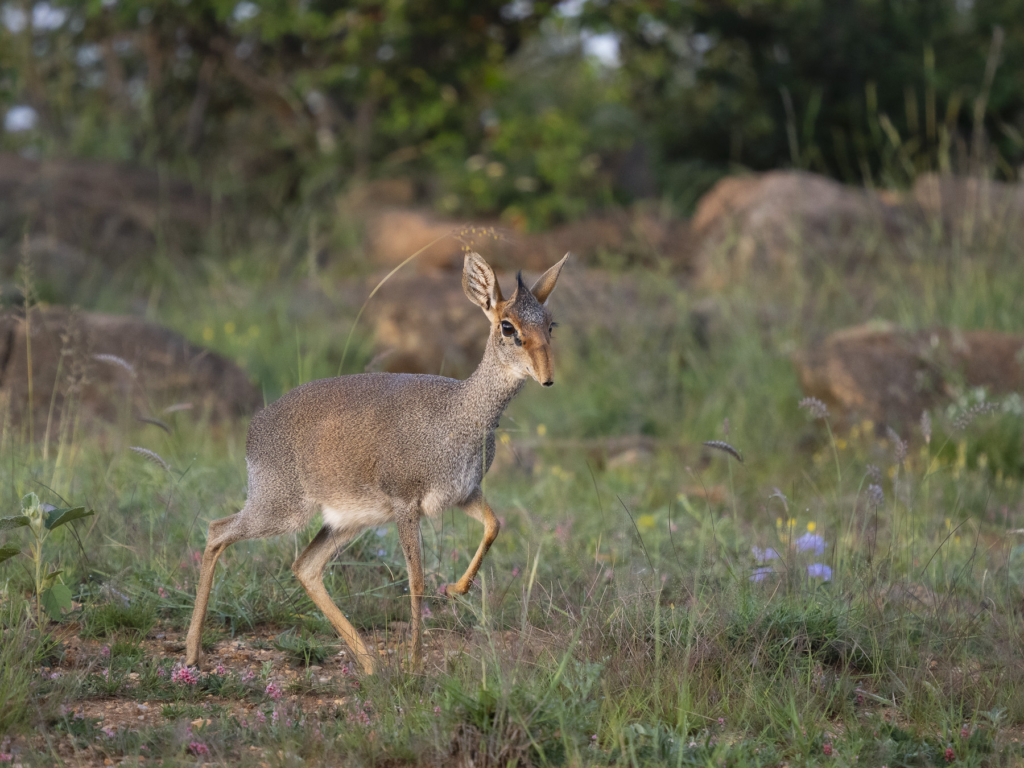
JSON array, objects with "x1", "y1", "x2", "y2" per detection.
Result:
[{"x1": 320, "y1": 501, "x2": 394, "y2": 531}]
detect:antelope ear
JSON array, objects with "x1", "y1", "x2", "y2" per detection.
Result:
[
  {"x1": 531, "y1": 252, "x2": 569, "y2": 305},
  {"x1": 462, "y1": 252, "x2": 503, "y2": 317}
]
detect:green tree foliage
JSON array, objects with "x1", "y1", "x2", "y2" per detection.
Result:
[
  {"x1": 1, "y1": 0, "x2": 552, "y2": 205},
  {"x1": 2, "y1": 0, "x2": 1023, "y2": 221},
  {"x1": 586, "y1": 0, "x2": 1024, "y2": 190}
]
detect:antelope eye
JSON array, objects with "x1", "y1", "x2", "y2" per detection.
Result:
[
  {"x1": 500, "y1": 321, "x2": 516, "y2": 337},
  {"x1": 549, "y1": 322, "x2": 558, "y2": 334}
]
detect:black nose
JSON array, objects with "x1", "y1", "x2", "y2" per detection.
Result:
[{"x1": 543, "y1": 380, "x2": 554, "y2": 387}]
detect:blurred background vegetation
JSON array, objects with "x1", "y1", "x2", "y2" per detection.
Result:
[{"x1": 2, "y1": 0, "x2": 1023, "y2": 229}]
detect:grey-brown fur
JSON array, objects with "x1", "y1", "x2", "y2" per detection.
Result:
[{"x1": 185, "y1": 252, "x2": 568, "y2": 674}]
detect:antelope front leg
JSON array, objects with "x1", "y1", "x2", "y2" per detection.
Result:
[
  {"x1": 443, "y1": 493, "x2": 500, "y2": 596},
  {"x1": 396, "y1": 515, "x2": 425, "y2": 670}
]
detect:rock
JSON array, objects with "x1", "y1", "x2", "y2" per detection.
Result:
[
  {"x1": 913, "y1": 173, "x2": 1024, "y2": 245},
  {"x1": 360, "y1": 204, "x2": 690, "y2": 274},
  {"x1": 691, "y1": 171, "x2": 912, "y2": 290},
  {"x1": 0, "y1": 307, "x2": 261, "y2": 438},
  {"x1": 794, "y1": 323, "x2": 1024, "y2": 428},
  {"x1": 362, "y1": 208, "x2": 467, "y2": 272},
  {"x1": 0, "y1": 153, "x2": 209, "y2": 299},
  {"x1": 360, "y1": 265, "x2": 673, "y2": 378}
]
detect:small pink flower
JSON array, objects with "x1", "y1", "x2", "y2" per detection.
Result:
[
  {"x1": 265, "y1": 681, "x2": 283, "y2": 700},
  {"x1": 823, "y1": 743, "x2": 833, "y2": 756},
  {"x1": 158, "y1": 587, "x2": 167, "y2": 598},
  {"x1": 434, "y1": 706, "x2": 441, "y2": 717},
  {"x1": 718, "y1": 718, "x2": 725, "y2": 728},
  {"x1": 255, "y1": 710, "x2": 266, "y2": 725},
  {"x1": 421, "y1": 604, "x2": 432, "y2": 619},
  {"x1": 100, "y1": 645, "x2": 110, "y2": 658},
  {"x1": 215, "y1": 665, "x2": 226, "y2": 676},
  {"x1": 192, "y1": 551, "x2": 202, "y2": 564},
  {"x1": 171, "y1": 664, "x2": 200, "y2": 685},
  {"x1": 511, "y1": 566, "x2": 520, "y2": 578},
  {"x1": 242, "y1": 669, "x2": 255, "y2": 682},
  {"x1": 101, "y1": 726, "x2": 117, "y2": 738},
  {"x1": 945, "y1": 746, "x2": 956, "y2": 762},
  {"x1": 157, "y1": 667, "x2": 168, "y2": 677},
  {"x1": 348, "y1": 709, "x2": 371, "y2": 725},
  {"x1": 960, "y1": 725, "x2": 971, "y2": 739},
  {"x1": 188, "y1": 741, "x2": 209, "y2": 756},
  {"x1": 0, "y1": 753, "x2": 14, "y2": 762},
  {"x1": 272, "y1": 709, "x2": 279, "y2": 723}
]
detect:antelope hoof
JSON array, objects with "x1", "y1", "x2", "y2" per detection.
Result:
[{"x1": 441, "y1": 581, "x2": 470, "y2": 597}]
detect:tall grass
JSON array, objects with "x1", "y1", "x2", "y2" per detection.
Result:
[{"x1": 0, "y1": 189, "x2": 1023, "y2": 764}]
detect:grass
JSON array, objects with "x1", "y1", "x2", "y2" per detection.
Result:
[{"x1": 1, "y1": 201, "x2": 1024, "y2": 765}]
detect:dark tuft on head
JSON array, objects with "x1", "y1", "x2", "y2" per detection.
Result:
[{"x1": 516, "y1": 271, "x2": 526, "y2": 292}]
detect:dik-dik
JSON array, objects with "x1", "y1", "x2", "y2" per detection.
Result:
[{"x1": 185, "y1": 252, "x2": 568, "y2": 673}]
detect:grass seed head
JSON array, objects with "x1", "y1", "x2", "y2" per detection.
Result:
[
  {"x1": 703, "y1": 440, "x2": 743, "y2": 463},
  {"x1": 129, "y1": 446, "x2": 171, "y2": 472},
  {"x1": 886, "y1": 426, "x2": 908, "y2": 464},
  {"x1": 799, "y1": 397, "x2": 829, "y2": 420},
  {"x1": 867, "y1": 483, "x2": 884, "y2": 507}
]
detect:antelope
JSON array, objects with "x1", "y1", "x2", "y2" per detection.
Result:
[{"x1": 184, "y1": 252, "x2": 568, "y2": 673}]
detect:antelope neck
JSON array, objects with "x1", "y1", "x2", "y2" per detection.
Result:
[{"x1": 458, "y1": 331, "x2": 526, "y2": 431}]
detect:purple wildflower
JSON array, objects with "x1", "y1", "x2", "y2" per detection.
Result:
[
  {"x1": 807, "y1": 563, "x2": 832, "y2": 581},
  {"x1": 795, "y1": 532, "x2": 826, "y2": 556},
  {"x1": 750, "y1": 566, "x2": 774, "y2": 582},
  {"x1": 751, "y1": 546, "x2": 780, "y2": 563},
  {"x1": 265, "y1": 681, "x2": 283, "y2": 700}
]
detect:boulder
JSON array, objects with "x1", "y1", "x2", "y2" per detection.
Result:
[
  {"x1": 0, "y1": 153, "x2": 209, "y2": 298},
  {"x1": 0, "y1": 308, "x2": 261, "y2": 438},
  {"x1": 913, "y1": 173, "x2": 1024, "y2": 246},
  {"x1": 360, "y1": 265, "x2": 674, "y2": 378},
  {"x1": 794, "y1": 323, "x2": 1024, "y2": 428},
  {"x1": 359, "y1": 204, "x2": 690, "y2": 274},
  {"x1": 691, "y1": 171, "x2": 911, "y2": 290}
]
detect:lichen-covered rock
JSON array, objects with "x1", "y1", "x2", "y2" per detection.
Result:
[
  {"x1": 0, "y1": 308, "x2": 261, "y2": 438},
  {"x1": 794, "y1": 323, "x2": 1024, "y2": 428},
  {"x1": 691, "y1": 171, "x2": 912, "y2": 290}
]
